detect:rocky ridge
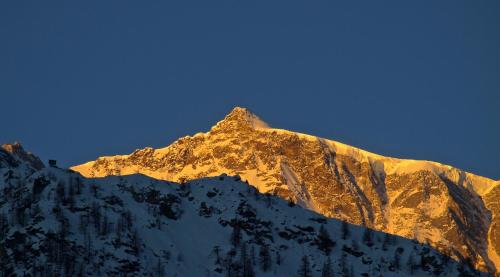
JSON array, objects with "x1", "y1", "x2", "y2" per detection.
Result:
[{"x1": 71, "y1": 107, "x2": 500, "y2": 275}]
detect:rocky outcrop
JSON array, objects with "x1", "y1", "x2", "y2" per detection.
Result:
[{"x1": 1, "y1": 142, "x2": 44, "y2": 171}]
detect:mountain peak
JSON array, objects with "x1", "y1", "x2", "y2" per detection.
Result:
[
  {"x1": 228, "y1": 106, "x2": 250, "y2": 114},
  {"x1": 1, "y1": 141, "x2": 45, "y2": 170},
  {"x1": 70, "y1": 108, "x2": 500, "y2": 273},
  {"x1": 1, "y1": 141, "x2": 25, "y2": 154},
  {"x1": 211, "y1": 106, "x2": 270, "y2": 132}
]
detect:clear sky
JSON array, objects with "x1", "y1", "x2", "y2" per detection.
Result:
[{"x1": 1, "y1": 1, "x2": 499, "y2": 180}]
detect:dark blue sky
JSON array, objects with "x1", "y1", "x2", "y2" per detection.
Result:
[{"x1": 1, "y1": 1, "x2": 499, "y2": 179}]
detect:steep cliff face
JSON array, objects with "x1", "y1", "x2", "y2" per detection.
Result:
[
  {"x1": 485, "y1": 185, "x2": 500, "y2": 274},
  {"x1": 72, "y1": 107, "x2": 500, "y2": 274}
]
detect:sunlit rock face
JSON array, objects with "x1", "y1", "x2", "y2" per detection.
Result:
[{"x1": 72, "y1": 107, "x2": 500, "y2": 274}]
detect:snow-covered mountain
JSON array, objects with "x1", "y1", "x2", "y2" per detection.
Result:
[
  {"x1": 0, "y1": 143, "x2": 487, "y2": 276},
  {"x1": 71, "y1": 107, "x2": 500, "y2": 275}
]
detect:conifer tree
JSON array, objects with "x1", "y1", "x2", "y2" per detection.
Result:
[
  {"x1": 240, "y1": 243, "x2": 254, "y2": 277},
  {"x1": 321, "y1": 256, "x2": 333, "y2": 277},
  {"x1": 259, "y1": 244, "x2": 272, "y2": 272},
  {"x1": 382, "y1": 233, "x2": 391, "y2": 251},
  {"x1": 213, "y1": 246, "x2": 221, "y2": 265},
  {"x1": 393, "y1": 247, "x2": 404, "y2": 270},
  {"x1": 341, "y1": 221, "x2": 350, "y2": 240},
  {"x1": 407, "y1": 253, "x2": 416, "y2": 274},
  {"x1": 362, "y1": 228, "x2": 374, "y2": 247},
  {"x1": 156, "y1": 258, "x2": 165, "y2": 277},
  {"x1": 297, "y1": 255, "x2": 312, "y2": 277},
  {"x1": 230, "y1": 224, "x2": 242, "y2": 247},
  {"x1": 317, "y1": 225, "x2": 335, "y2": 255},
  {"x1": 250, "y1": 246, "x2": 256, "y2": 266}
]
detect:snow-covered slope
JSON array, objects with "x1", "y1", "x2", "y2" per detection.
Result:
[
  {"x1": 0, "y1": 145, "x2": 486, "y2": 276},
  {"x1": 71, "y1": 107, "x2": 500, "y2": 275}
]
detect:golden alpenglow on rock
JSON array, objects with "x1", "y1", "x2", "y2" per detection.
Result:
[{"x1": 72, "y1": 107, "x2": 500, "y2": 274}]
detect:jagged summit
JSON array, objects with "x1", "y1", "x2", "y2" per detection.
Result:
[
  {"x1": 210, "y1": 107, "x2": 270, "y2": 132},
  {"x1": 1, "y1": 141, "x2": 44, "y2": 170},
  {"x1": 2, "y1": 141, "x2": 25, "y2": 154}
]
